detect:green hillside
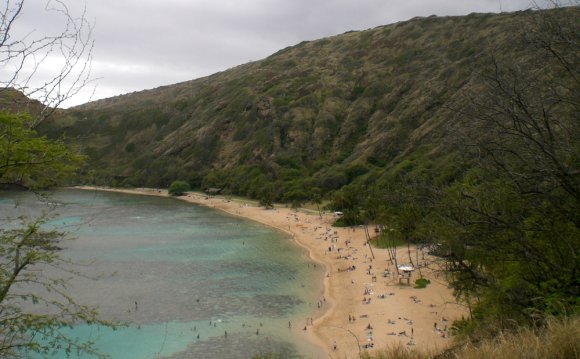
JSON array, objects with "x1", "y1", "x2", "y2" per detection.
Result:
[
  {"x1": 36, "y1": 8, "x2": 578, "y2": 205},
  {"x1": 37, "y1": 8, "x2": 575, "y2": 200}
]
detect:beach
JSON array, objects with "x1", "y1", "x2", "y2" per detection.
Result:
[{"x1": 76, "y1": 186, "x2": 466, "y2": 358}]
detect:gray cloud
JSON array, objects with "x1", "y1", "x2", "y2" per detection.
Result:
[{"x1": 10, "y1": 0, "x2": 554, "y2": 107}]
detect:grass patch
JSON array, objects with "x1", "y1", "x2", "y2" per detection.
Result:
[
  {"x1": 332, "y1": 218, "x2": 353, "y2": 227},
  {"x1": 371, "y1": 235, "x2": 406, "y2": 249},
  {"x1": 414, "y1": 278, "x2": 431, "y2": 289},
  {"x1": 451, "y1": 316, "x2": 580, "y2": 359},
  {"x1": 362, "y1": 316, "x2": 580, "y2": 359},
  {"x1": 361, "y1": 343, "x2": 432, "y2": 359}
]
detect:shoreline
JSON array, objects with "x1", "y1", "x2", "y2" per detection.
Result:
[{"x1": 73, "y1": 186, "x2": 466, "y2": 358}]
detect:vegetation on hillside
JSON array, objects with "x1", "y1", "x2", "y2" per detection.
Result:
[{"x1": 39, "y1": 8, "x2": 577, "y2": 202}]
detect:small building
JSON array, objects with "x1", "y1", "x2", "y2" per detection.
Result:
[
  {"x1": 397, "y1": 265, "x2": 414, "y2": 285},
  {"x1": 205, "y1": 188, "x2": 222, "y2": 196}
]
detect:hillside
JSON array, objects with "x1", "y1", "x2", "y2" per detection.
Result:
[
  {"x1": 39, "y1": 7, "x2": 578, "y2": 202},
  {"x1": 0, "y1": 88, "x2": 45, "y2": 117}
]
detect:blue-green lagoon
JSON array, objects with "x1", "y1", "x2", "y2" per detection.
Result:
[{"x1": 0, "y1": 189, "x2": 325, "y2": 358}]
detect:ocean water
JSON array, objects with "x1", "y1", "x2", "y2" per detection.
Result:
[{"x1": 0, "y1": 189, "x2": 325, "y2": 358}]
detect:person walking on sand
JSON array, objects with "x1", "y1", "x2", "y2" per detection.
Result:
[{"x1": 333, "y1": 340, "x2": 337, "y2": 351}]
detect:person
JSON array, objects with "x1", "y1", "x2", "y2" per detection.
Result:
[{"x1": 333, "y1": 340, "x2": 337, "y2": 351}]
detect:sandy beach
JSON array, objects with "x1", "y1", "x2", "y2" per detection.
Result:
[{"x1": 75, "y1": 186, "x2": 466, "y2": 358}]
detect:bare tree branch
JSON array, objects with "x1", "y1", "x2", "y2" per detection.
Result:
[{"x1": 0, "y1": 0, "x2": 95, "y2": 125}]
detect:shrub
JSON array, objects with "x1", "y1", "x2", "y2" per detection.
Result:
[
  {"x1": 125, "y1": 142, "x2": 136, "y2": 153},
  {"x1": 168, "y1": 180, "x2": 190, "y2": 196},
  {"x1": 414, "y1": 278, "x2": 431, "y2": 289}
]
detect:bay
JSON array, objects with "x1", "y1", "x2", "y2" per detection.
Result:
[{"x1": 0, "y1": 189, "x2": 325, "y2": 358}]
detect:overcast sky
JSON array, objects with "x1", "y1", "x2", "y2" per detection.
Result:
[{"x1": 10, "y1": 0, "x2": 555, "y2": 107}]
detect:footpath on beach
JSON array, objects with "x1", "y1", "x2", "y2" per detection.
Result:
[{"x1": 75, "y1": 186, "x2": 467, "y2": 358}]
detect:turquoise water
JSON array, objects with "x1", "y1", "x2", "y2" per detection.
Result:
[{"x1": 0, "y1": 189, "x2": 325, "y2": 358}]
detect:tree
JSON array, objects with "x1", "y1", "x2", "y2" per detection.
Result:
[
  {"x1": 258, "y1": 183, "x2": 276, "y2": 209},
  {"x1": 0, "y1": 112, "x2": 83, "y2": 188},
  {"x1": 440, "y1": 4, "x2": 579, "y2": 331},
  {"x1": 0, "y1": 1, "x2": 116, "y2": 357},
  {"x1": 168, "y1": 180, "x2": 190, "y2": 196},
  {"x1": 310, "y1": 188, "x2": 323, "y2": 218},
  {"x1": 0, "y1": 216, "x2": 113, "y2": 358},
  {"x1": 0, "y1": 112, "x2": 115, "y2": 358}
]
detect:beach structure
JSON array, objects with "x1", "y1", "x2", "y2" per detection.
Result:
[
  {"x1": 205, "y1": 187, "x2": 222, "y2": 196},
  {"x1": 397, "y1": 265, "x2": 414, "y2": 285}
]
